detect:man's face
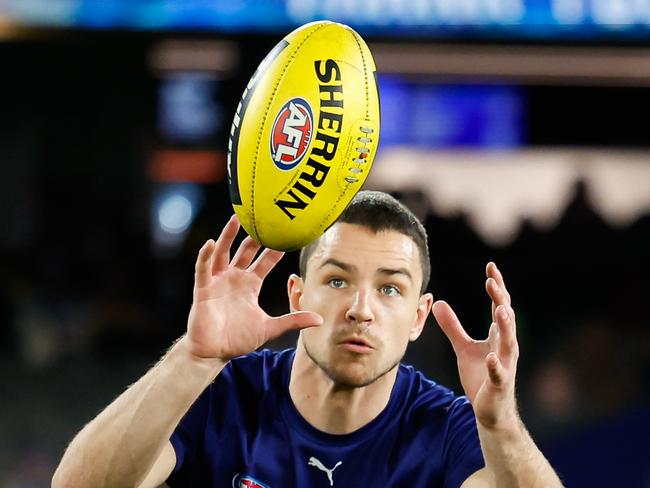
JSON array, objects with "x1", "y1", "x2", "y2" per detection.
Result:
[{"x1": 288, "y1": 223, "x2": 432, "y2": 388}]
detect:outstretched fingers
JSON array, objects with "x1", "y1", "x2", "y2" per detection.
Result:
[
  {"x1": 212, "y1": 215, "x2": 241, "y2": 275},
  {"x1": 495, "y1": 304, "x2": 519, "y2": 367},
  {"x1": 485, "y1": 263, "x2": 519, "y2": 383},
  {"x1": 194, "y1": 239, "x2": 215, "y2": 288},
  {"x1": 248, "y1": 248, "x2": 285, "y2": 280},
  {"x1": 432, "y1": 301, "x2": 473, "y2": 353},
  {"x1": 486, "y1": 263, "x2": 512, "y2": 312},
  {"x1": 231, "y1": 236, "x2": 262, "y2": 269},
  {"x1": 487, "y1": 277, "x2": 511, "y2": 321},
  {"x1": 486, "y1": 262, "x2": 516, "y2": 328},
  {"x1": 486, "y1": 351, "x2": 507, "y2": 388},
  {"x1": 488, "y1": 261, "x2": 507, "y2": 289}
]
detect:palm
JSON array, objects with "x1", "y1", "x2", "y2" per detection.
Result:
[
  {"x1": 185, "y1": 216, "x2": 322, "y2": 360},
  {"x1": 433, "y1": 263, "x2": 519, "y2": 429},
  {"x1": 453, "y1": 339, "x2": 492, "y2": 403},
  {"x1": 189, "y1": 271, "x2": 270, "y2": 359}
]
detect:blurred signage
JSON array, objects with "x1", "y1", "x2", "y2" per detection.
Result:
[
  {"x1": 158, "y1": 73, "x2": 223, "y2": 143},
  {"x1": 378, "y1": 76, "x2": 525, "y2": 148},
  {"x1": 2, "y1": 0, "x2": 650, "y2": 39}
]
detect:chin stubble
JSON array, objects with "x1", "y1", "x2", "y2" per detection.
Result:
[{"x1": 302, "y1": 339, "x2": 402, "y2": 389}]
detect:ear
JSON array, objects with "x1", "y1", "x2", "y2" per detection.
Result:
[
  {"x1": 287, "y1": 273, "x2": 304, "y2": 312},
  {"x1": 409, "y1": 292, "x2": 433, "y2": 342}
]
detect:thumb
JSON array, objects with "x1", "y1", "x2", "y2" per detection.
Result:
[
  {"x1": 432, "y1": 300, "x2": 472, "y2": 352},
  {"x1": 266, "y1": 311, "x2": 323, "y2": 340}
]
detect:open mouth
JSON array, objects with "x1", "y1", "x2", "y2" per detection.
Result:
[{"x1": 339, "y1": 337, "x2": 374, "y2": 353}]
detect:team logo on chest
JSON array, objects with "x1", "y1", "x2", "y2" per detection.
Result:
[
  {"x1": 308, "y1": 456, "x2": 343, "y2": 486},
  {"x1": 270, "y1": 97, "x2": 313, "y2": 170},
  {"x1": 232, "y1": 473, "x2": 270, "y2": 488}
]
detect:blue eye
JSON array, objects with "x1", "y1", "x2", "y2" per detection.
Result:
[
  {"x1": 329, "y1": 278, "x2": 347, "y2": 289},
  {"x1": 381, "y1": 285, "x2": 400, "y2": 296}
]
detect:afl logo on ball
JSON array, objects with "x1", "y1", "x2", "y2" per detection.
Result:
[{"x1": 270, "y1": 97, "x2": 313, "y2": 170}]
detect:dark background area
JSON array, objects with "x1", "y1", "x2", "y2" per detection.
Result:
[{"x1": 0, "y1": 28, "x2": 649, "y2": 487}]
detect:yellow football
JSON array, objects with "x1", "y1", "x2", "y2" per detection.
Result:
[{"x1": 227, "y1": 21, "x2": 380, "y2": 251}]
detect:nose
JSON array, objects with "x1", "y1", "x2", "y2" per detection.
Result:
[{"x1": 345, "y1": 288, "x2": 375, "y2": 325}]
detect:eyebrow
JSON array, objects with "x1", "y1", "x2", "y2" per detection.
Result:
[
  {"x1": 319, "y1": 258, "x2": 413, "y2": 282},
  {"x1": 319, "y1": 258, "x2": 356, "y2": 273},
  {"x1": 378, "y1": 267, "x2": 413, "y2": 282}
]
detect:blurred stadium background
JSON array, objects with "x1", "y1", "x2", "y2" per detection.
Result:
[{"x1": 0, "y1": 1, "x2": 649, "y2": 486}]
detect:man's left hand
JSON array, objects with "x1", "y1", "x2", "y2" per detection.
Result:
[{"x1": 432, "y1": 262, "x2": 520, "y2": 431}]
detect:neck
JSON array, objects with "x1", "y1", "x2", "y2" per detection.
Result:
[{"x1": 288, "y1": 339, "x2": 398, "y2": 435}]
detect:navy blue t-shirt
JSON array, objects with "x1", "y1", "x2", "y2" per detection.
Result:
[{"x1": 167, "y1": 349, "x2": 484, "y2": 487}]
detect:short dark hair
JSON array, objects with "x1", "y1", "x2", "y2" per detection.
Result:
[{"x1": 299, "y1": 191, "x2": 431, "y2": 294}]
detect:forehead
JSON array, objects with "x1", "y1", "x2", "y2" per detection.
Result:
[{"x1": 306, "y1": 223, "x2": 422, "y2": 278}]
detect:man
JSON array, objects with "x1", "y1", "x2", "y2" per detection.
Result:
[{"x1": 53, "y1": 191, "x2": 563, "y2": 487}]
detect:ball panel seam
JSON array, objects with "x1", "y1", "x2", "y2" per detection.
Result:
[{"x1": 250, "y1": 22, "x2": 329, "y2": 245}]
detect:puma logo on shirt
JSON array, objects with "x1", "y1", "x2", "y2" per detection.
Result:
[{"x1": 308, "y1": 456, "x2": 343, "y2": 486}]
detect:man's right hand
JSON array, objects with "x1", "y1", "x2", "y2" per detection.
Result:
[{"x1": 185, "y1": 215, "x2": 323, "y2": 361}]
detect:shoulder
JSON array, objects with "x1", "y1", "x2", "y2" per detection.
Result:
[
  {"x1": 398, "y1": 363, "x2": 462, "y2": 409},
  {"x1": 216, "y1": 348, "x2": 292, "y2": 391},
  {"x1": 397, "y1": 364, "x2": 475, "y2": 427},
  {"x1": 228, "y1": 348, "x2": 292, "y2": 373},
  {"x1": 193, "y1": 349, "x2": 293, "y2": 427},
  {"x1": 387, "y1": 365, "x2": 482, "y2": 479}
]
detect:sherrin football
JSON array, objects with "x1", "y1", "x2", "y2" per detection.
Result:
[{"x1": 227, "y1": 21, "x2": 380, "y2": 251}]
